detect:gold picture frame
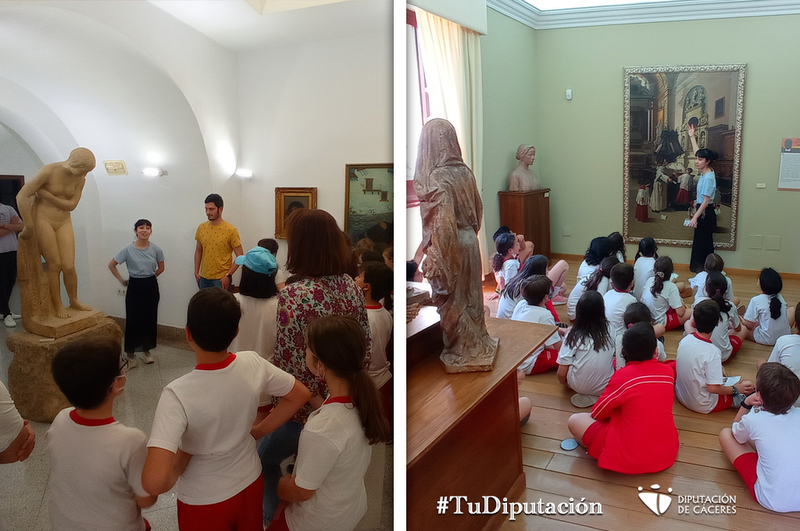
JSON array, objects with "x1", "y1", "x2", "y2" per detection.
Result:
[
  {"x1": 344, "y1": 163, "x2": 393, "y2": 245},
  {"x1": 275, "y1": 187, "x2": 317, "y2": 239}
]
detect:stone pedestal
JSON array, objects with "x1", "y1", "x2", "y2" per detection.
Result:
[{"x1": 6, "y1": 318, "x2": 123, "y2": 422}]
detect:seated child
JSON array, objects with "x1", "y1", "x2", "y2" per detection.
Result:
[
  {"x1": 689, "y1": 253, "x2": 739, "y2": 307},
  {"x1": 602, "y1": 262, "x2": 637, "y2": 336},
  {"x1": 676, "y1": 300, "x2": 754, "y2": 414},
  {"x1": 557, "y1": 291, "x2": 616, "y2": 407},
  {"x1": 47, "y1": 337, "x2": 156, "y2": 530},
  {"x1": 685, "y1": 272, "x2": 742, "y2": 362},
  {"x1": 271, "y1": 315, "x2": 391, "y2": 531},
  {"x1": 641, "y1": 256, "x2": 691, "y2": 331},
  {"x1": 496, "y1": 255, "x2": 549, "y2": 320},
  {"x1": 490, "y1": 233, "x2": 520, "y2": 298},
  {"x1": 357, "y1": 262, "x2": 394, "y2": 433},
  {"x1": 583, "y1": 256, "x2": 619, "y2": 297},
  {"x1": 761, "y1": 302, "x2": 800, "y2": 406},
  {"x1": 632, "y1": 237, "x2": 657, "y2": 301},
  {"x1": 567, "y1": 236, "x2": 610, "y2": 321},
  {"x1": 142, "y1": 288, "x2": 310, "y2": 531},
  {"x1": 512, "y1": 275, "x2": 562, "y2": 376},
  {"x1": 614, "y1": 302, "x2": 667, "y2": 370},
  {"x1": 567, "y1": 323, "x2": 679, "y2": 474},
  {"x1": 741, "y1": 268, "x2": 792, "y2": 345},
  {"x1": 719, "y1": 363, "x2": 800, "y2": 512}
]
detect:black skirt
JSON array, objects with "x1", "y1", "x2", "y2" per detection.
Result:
[
  {"x1": 690, "y1": 208, "x2": 716, "y2": 273},
  {"x1": 125, "y1": 275, "x2": 159, "y2": 353}
]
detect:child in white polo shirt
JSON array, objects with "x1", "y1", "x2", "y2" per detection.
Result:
[
  {"x1": 142, "y1": 288, "x2": 311, "y2": 531},
  {"x1": 47, "y1": 337, "x2": 156, "y2": 531},
  {"x1": 761, "y1": 301, "x2": 800, "y2": 406},
  {"x1": 719, "y1": 363, "x2": 800, "y2": 512},
  {"x1": 676, "y1": 301, "x2": 754, "y2": 414},
  {"x1": 641, "y1": 256, "x2": 691, "y2": 331},
  {"x1": 512, "y1": 275, "x2": 563, "y2": 376},
  {"x1": 602, "y1": 263, "x2": 637, "y2": 337}
]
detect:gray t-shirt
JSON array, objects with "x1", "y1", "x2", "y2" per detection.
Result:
[
  {"x1": 114, "y1": 243, "x2": 164, "y2": 278},
  {"x1": 0, "y1": 204, "x2": 19, "y2": 254}
]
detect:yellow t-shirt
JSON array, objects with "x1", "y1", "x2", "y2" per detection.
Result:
[{"x1": 195, "y1": 221, "x2": 241, "y2": 280}]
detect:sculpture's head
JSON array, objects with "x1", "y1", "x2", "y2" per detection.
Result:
[
  {"x1": 416, "y1": 118, "x2": 463, "y2": 174},
  {"x1": 515, "y1": 145, "x2": 535, "y2": 165},
  {"x1": 67, "y1": 148, "x2": 96, "y2": 173}
]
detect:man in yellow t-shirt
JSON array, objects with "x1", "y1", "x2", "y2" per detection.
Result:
[{"x1": 194, "y1": 194, "x2": 243, "y2": 290}]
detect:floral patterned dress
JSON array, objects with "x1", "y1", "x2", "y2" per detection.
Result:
[{"x1": 272, "y1": 274, "x2": 371, "y2": 423}]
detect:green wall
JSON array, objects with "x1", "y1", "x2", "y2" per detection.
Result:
[{"x1": 482, "y1": 10, "x2": 800, "y2": 273}]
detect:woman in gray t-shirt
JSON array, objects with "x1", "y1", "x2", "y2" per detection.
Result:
[{"x1": 108, "y1": 219, "x2": 165, "y2": 366}]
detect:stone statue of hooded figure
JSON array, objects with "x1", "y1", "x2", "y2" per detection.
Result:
[{"x1": 413, "y1": 118, "x2": 498, "y2": 372}]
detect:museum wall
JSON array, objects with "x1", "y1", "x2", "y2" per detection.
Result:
[
  {"x1": 237, "y1": 29, "x2": 393, "y2": 256},
  {"x1": 480, "y1": 9, "x2": 800, "y2": 274}
]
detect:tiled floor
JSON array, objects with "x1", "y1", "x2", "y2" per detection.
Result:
[{"x1": 0, "y1": 324, "x2": 392, "y2": 531}]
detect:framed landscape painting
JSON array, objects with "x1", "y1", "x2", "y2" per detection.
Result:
[{"x1": 344, "y1": 163, "x2": 393, "y2": 245}]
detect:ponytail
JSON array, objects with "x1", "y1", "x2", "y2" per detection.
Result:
[
  {"x1": 759, "y1": 268, "x2": 783, "y2": 320},
  {"x1": 769, "y1": 295, "x2": 782, "y2": 320},
  {"x1": 492, "y1": 233, "x2": 515, "y2": 272},
  {"x1": 585, "y1": 256, "x2": 619, "y2": 292},
  {"x1": 650, "y1": 256, "x2": 673, "y2": 298},
  {"x1": 706, "y1": 271, "x2": 731, "y2": 315},
  {"x1": 305, "y1": 315, "x2": 391, "y2": 445}
]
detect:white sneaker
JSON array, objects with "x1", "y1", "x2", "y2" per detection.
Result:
[
  {"x1": 10, "y1": 313, "x2": 21, "y2": 320},
  {"x1": 125, "y1": 356, "x2": 138, "y2": 371},
  {"x1": 143, "y1": 352, "x2": 155, "y2": 364},
  {"x1": 4, "y1": 315, "x2": 16, "y2": 328}
]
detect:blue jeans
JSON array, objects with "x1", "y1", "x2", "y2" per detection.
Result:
[
  {"x1": 198, "y1": 277, "x2": 222, "y2": 289},
  {"x1": 258, "y1": 420, "x2": 303, "y2": 525}
]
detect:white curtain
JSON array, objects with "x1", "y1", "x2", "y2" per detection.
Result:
[{"x1": 414, "y1": 8, "x2": 490, "y2": 275}]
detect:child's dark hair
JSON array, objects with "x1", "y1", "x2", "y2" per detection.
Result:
[
  {"x1": 705, "y1": 271, "x2": 732, "y2": 315},
  {"x1": 610, "y1": 262, "x2": 634, "y2": 291},
  {"x1": 503, "y1": 255, "x2": 548, "y2": 299},
  {"x1": 623, "y1": 302, "x2": 654, "y2": 327},
  {"x1": 52, "y1": 337, "x2": 122, "y2": 410},
  {"x1": 360, "y1": 250, "x2": 384, "y2": 264},
  {"x1": 361, "y1": 261, "x2": 393, "y2": 311},
  {"x1": 493, "y1": 226, "x2": 512, "y2": 241},
  {"x1": 756, "y1": 362, "x2": 800, "y2": 415},
  {"x1": 650, "y1": 256, "x2": 674, "y2": 297},
  {"x1": 187, "y1": 288, "x2": 241, "y2": 352},
  {"x1": 759, "y1": 268, "x2": 783, "y2": 320},
  {"x1": 565, "y1": 291, "x2": 612, "y2": 351},
  {"x1": 258, "y1": 238, "x2": 279, "y2": 256},
  {"x1": 521, "y1": 275, "x2": 552, "y2": 306},
  {"x1": 584, "y1": 237, "x2": 611, "y2": 266},
  {"x1": 634, "y1": 237, "x2": 658, "y2": 261},
  {"x1": 704, "y1": 253, "x2": 724, "y2": 273},
  {"x1": 607, "y1": 231, "x2": 626, "y2": 261},
  {"x1": 586, "y1": 256, "x2": 619, "y2": 291},
  {"x1": 240, "y1": 266, "x2": 279, "y2": 300},
  {"x1": 305, "y1": 315, "x2": 390, "y2": 444},
  {"x1": 492, "y1": 233, "x2": 516, "y2": 272},
  {"x1": 406, "y1": 260, "x2": 418, "y2": 281},
  {"x1": 621, "y1": 322, "x2": 657, "y2": 363},
  {"x1": 693, "y1": 300, "x2": 721, "y2": 334}
]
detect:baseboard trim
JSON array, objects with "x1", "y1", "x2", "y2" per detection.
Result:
[{"x1": 107, "y1": 316, "x2": 190, "y2": 350}]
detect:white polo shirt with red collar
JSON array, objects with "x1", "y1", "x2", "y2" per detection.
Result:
[{"x1": 675, "y1": 333, "x2": 724, "y2": 413}]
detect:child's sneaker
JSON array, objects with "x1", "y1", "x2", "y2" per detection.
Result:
[
  {"x1": 551, "y1": 293, "x2": 567, "y2": 305},
  {"x1": 143, "y1": 352, "x2": 155, "y2": 364}
]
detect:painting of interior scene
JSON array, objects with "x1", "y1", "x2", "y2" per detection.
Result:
[{"x1": 624, "y1": 66, "x2": 744, "y2": 248}]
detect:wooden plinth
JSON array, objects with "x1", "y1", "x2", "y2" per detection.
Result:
[
  {"x1": 498, "y1": 189, "x2": 551, "y2": 259},
  {"x1": 407, "y1": 316, "x2": 556, "y2": 531}
]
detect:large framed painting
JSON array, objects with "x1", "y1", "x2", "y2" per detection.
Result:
[
  {"x1": 344, "y1": 163, "x2": 393, "y2": 245},
  {"x1": 623, "y1": 64, "x2": 746, "y2": 250},
  {"x1": 275, "y1": 187, "x2": 317, "y2": 239}
]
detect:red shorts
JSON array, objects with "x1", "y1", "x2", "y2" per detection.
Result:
[
  {"x1": 266, "y1": 504, "x2": 290, "y2": 531},
  {"x1": 530, "y1": 348, "x2": 559, "y2": 375},
  {"x1": 711, "y1": 393, "x2": 733, "y2": 413},
  {"x1": 583, "y1": 419, "x2": 610, "y2": 461},
  {"x1": 177, "y1": 475, "x2": 264, "y2": 531},
  {"x1": 144, "y1": 519, "x2": 151, "y2": 531},
  {"x1": 729, "y1": 335, "x2": 743, "y2": 356},
  {"x1": 665, "y1": 308, "x2": 681, "y2": 331},
  {"x1": 733, "y1": 452, "x2": 759, "y2": 501}
]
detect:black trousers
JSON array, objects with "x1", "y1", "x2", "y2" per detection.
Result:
[
  {"x1": 125, "y1": 275, "x2": 159, "y2": 353},
  {"x1": 690, "y1": 208, "x2": 716, "y2": 273},
  {"x1": 0, "y1": 251, "x2": 17, "y2": 317}
]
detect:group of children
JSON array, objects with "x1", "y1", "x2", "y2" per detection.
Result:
[{"x1": 494, "y1": 232, "x2": 800, "y2": 513}]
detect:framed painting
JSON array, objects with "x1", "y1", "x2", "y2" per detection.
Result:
[
  {"x1": 344, "y1": 163, "x2": 393, "y2": 245},
  {"x1": 623, "y1": 64, "x2": 745, "y2": 250},
  {"x1": 274, "y1": 187, "x2": 317, "y2": 239}
]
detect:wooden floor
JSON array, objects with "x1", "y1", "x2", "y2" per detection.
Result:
[{"x1": 483, "y1": 256, "x2": 800, "y2": 530}]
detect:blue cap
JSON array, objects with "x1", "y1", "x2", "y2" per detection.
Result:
[{"x1": 235, "y1": 246, "x2": 277, "y2": 276}]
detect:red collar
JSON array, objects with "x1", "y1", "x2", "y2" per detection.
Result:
[
  {"x1": 613, "y1": 288, "x2": 629, "y2": 294},
  {"x1": 693, "y1": 333, "x2": 712, "y2": 344},
  {"x1": 70, "y1": 410, "x2": 115, "y2": 426},
  {"x1": 323, "y1": 396, "x2": 353, "y2": 405},
  {"x1": 365, "y1": 304, "x2": 383, "y2": 310},
  {"x1": 196, "y1": 352, "x2": 236, "y2": 370}
]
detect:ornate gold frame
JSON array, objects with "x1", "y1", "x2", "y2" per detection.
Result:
[{"x1": 274, "y1": 187, "x2": 317, "y2": 239}]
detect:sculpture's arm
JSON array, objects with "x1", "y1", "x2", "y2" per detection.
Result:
[
  {"x1": 36, "y1": 185, "x2": 84, "y2": 212},
  {"x1": 16, "y1": 170, "x2": 50, "y2": 240}
]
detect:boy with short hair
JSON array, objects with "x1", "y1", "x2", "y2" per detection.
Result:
[
  {"x1": 567, "y1": 322, "x2": 679, "y2": 473},
  {"x1": 142, "y1": 288, "x2": 310, "y2": 530},
  {"x1": 719, "y1": 363, "x2": 800, "y2": 512},
  {"x1": 603, "y1": 263, "x2": 637, "y2": 336},
  {"x1": 676, "y1": 300, "x2": 754, "y2": 413},
  {"x1": 47, "y1": 337, "x2": 156, "y2": 531},
  {"x1": 512, "y1": 275, "x2": 562, "y2": 376}
]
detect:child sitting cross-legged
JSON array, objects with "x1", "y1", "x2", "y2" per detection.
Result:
[
  {"x1": 676, "y1": 300, "x2": 754, "y2": 414},
  {"x1": 567, "y1": 322, "x2": 679, "y2": 473},
  {"x1": 614, "y1": 302, "x2": 667, "y2": 370},
  {"x1": 142, "y1": 288, "x2": 311, "y2": 531},
  {"x1": 759, "y1": 302, "x2": 800, "y2": 407},
  {"x1": 47, "y1": 337, "x2": 157, "y2": 531},
  {"x1": 602, "y1": 262, "x2": 637, "y2": 337},
  {"x1": 719, "y1": 363, "x2": 800, "y2": 512},
  {"x1": 512, "y1": 275, "x2": 563, "y2": 377}
]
